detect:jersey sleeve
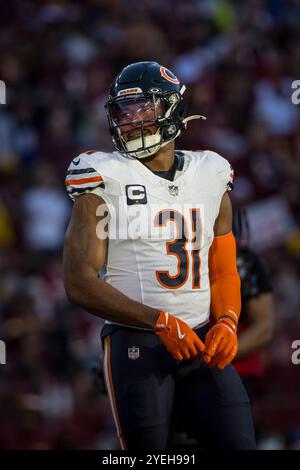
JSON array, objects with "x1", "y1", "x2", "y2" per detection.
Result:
[{"x1": 65, "y1": 153, "x2": 106, "y2": 202}]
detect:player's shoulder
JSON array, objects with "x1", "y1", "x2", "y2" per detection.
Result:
[
  {"x1": 188, "y1": 149, "x2": 231, "y2": 172},
  {"x1": 65, "y1": 150, "x2": 124, "y2": 201},
  {"x1": 65, "y1": 149, "x2": 128, "y2": 183},
  {"x1": 183, "y1": 149, "x2": 234, "y2": 191},
  {"x1": 67, "y1": 149, "x2": 122, "y2": 173}
]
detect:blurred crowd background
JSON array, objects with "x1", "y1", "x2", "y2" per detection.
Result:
[{"x1": 0, "y1": 0, "x2": 300, "y2": 450}]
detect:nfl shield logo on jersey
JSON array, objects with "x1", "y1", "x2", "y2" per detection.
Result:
[
  {"x1": 168, "y1": 184, "x2": 179, "y2": 197},
  {"x1": 128, "y1": 346, "x2": 140, "y2": 360}
]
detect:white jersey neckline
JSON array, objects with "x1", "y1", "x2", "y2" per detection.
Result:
[{"x1": 125, "y1": 150, "x2": 195, "y2": 189}]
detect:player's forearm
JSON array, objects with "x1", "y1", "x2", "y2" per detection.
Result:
[
  {"x1": 210, "y1": 273, "x2": 241, "y2": 322},
  {"x1": 209, "y1": 232, "x2": 241, "y2": 324},
  {"x1": 64, "y1": 268, "x2": 160, "y2": 329}
]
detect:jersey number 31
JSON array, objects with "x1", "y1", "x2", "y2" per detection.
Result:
[{"x1": 154, "y1": 209, "x2": 202, "y2": 290}]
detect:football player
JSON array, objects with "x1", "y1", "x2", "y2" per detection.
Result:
[{"x1": 63, "y1": 61, "x2": 256, "y2": 450}]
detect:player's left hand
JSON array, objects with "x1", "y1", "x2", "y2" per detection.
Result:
[{"x1": 203, "y1": 319, "x2": 238, "y2": 369}]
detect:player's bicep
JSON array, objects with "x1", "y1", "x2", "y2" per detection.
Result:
[
  {"x1": 63, "y1": 193, "x2": 108, "y2": 287},
  {"x1": 213, "y1": 191, "x2": 232, "y2": 236}
]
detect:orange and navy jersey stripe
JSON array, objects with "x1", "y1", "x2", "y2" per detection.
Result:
[
  {"x1": 103, "y1": 336, "x2": 127, "y2": 450},
  {"x1": 65, "y1": 155, "x2": 105, "y2": 200},
  {"x1": 65, "y1": 175, "x2": 103, "y2": 187}
]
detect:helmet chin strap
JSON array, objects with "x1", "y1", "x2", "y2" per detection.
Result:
[
  {"x1": 182, "y1": 114, "x2": 207, "y2": 125},
  {"x1": 178, "y1": 85, "x2": 207, "y2": 127},
  {"x1": 124, "y1": 114, "x2": 207, "y2": 159},
  {"x1": 159, "y1": 114, "x2": 207, "y2": 149}
]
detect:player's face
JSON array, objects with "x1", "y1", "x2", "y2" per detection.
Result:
[{"x1": 111, "y1": 97, "x2": 164, "y2": 142}]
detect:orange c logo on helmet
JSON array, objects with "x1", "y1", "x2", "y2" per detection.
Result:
[{"x1": 160, "y1": 67, "x2": 180, "y2": 84}]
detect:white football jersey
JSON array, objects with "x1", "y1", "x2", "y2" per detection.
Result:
[{"x1": 65, "y1": 150, "x2": 233, "y2": 329}]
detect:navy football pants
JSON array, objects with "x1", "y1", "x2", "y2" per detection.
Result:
[{"x1": 101, "y1": 323, "x2": 256, "y2": 450}]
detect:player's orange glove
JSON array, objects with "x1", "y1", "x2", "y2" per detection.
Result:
[
  {"x1": 203, "y1": 316, "x2": 238, "y2": 369},
  {"x1": 154, "y1": 311, "x2": 205, "y2": 362}
]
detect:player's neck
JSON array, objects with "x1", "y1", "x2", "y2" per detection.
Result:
[{"x1": 141, "y1": 142, "x2": 175, "y2": 172}]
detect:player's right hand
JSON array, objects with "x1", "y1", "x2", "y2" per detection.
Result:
[
  {"x1": 154, "y1": 311, "x2": 205, "y2": 362},
  {"x1": 203, "y1": 318, "x2": 238, "y2": 369}
]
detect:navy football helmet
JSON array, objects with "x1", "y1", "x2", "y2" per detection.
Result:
[{"x1": 105, "y1": 61, "x2": 205, "y2": 159}]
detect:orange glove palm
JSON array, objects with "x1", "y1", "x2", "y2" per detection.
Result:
[
  {"x1": 154, "y1": 311, "x2": 205, "y2": 362},
  {"x1": 203, "y1": 319, "x2": 238, "y2": 369}
]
